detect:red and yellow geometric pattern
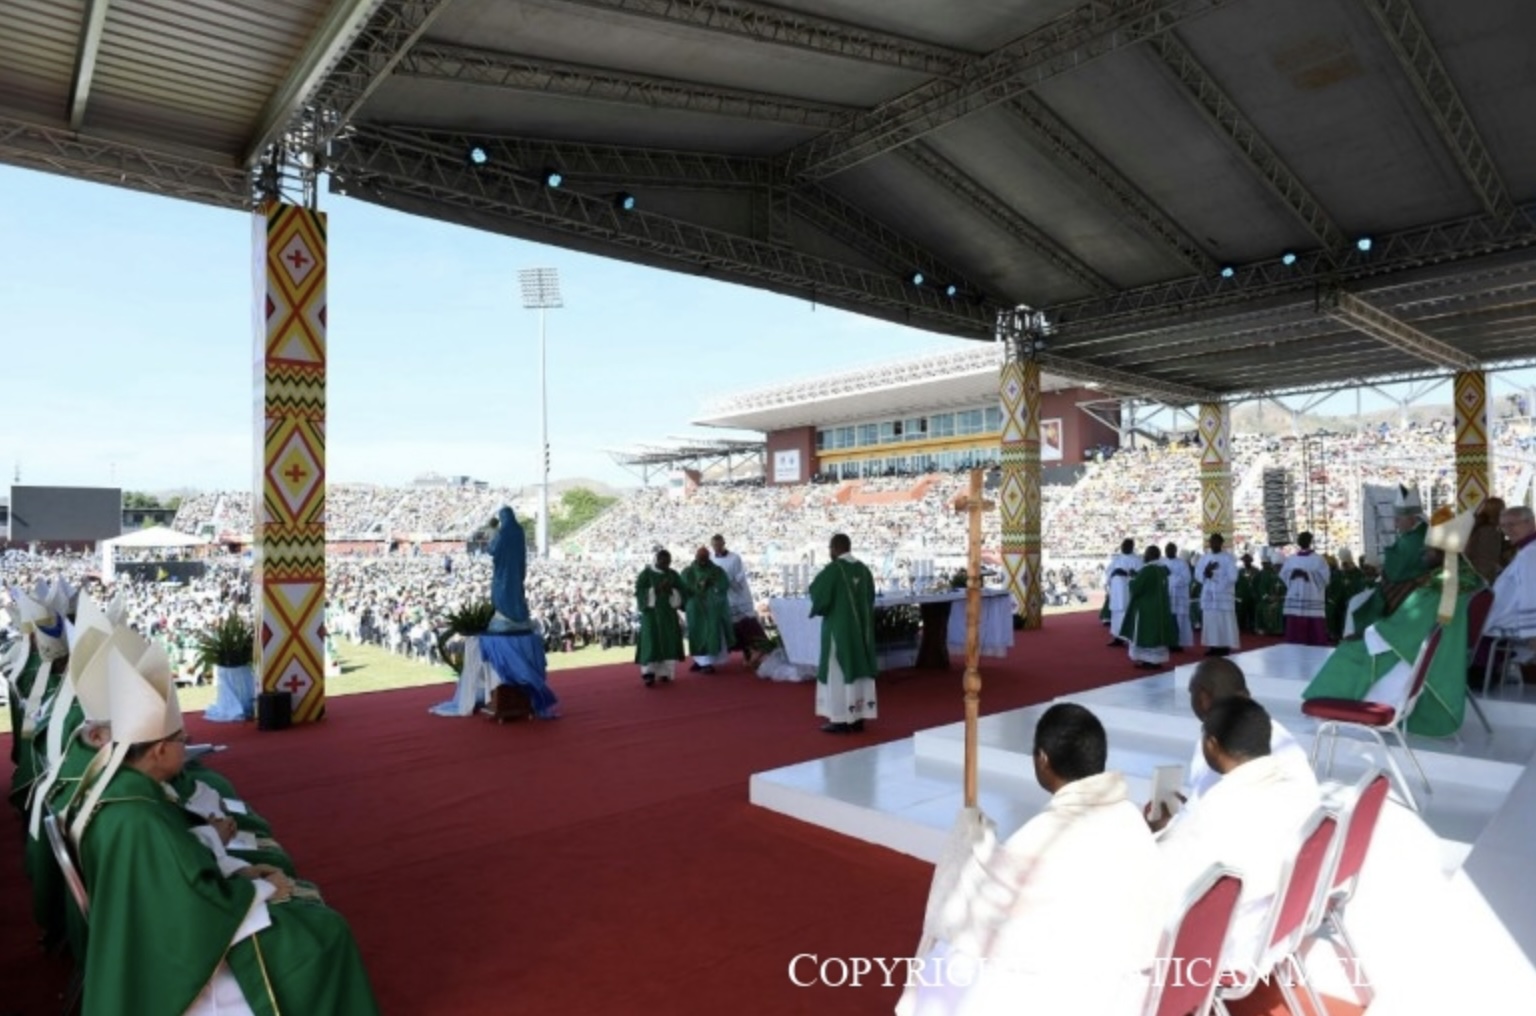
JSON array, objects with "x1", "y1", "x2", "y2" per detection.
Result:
[
  {"x1": 1198, "y1": 401, "x2": 1233, "y2": 538},
  {"x1": 1000, "y1": 348, "x2": 1042, "y2": 629},
  {"x1": 254, "y1": 203, "x2": 327, "y2": 723},
  {"x1": 1454, "y1": 370, "x2": 1491, "y2": 513}
]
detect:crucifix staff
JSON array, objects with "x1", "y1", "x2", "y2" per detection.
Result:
[{"x1": 953, "y1": 467, "x2": 995, "y2": 809}]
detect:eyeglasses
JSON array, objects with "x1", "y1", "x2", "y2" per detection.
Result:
[{"x1": 161, "y1": 730, "x2": 188, "y2": 745}]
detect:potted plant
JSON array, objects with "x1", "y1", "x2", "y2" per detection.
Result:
[
  {"x1": 435, "y1": 600, "x2": 496, "y2": 676},
  {"x1": 195, "y1": 612, "x2": 257, "y2": 723}
]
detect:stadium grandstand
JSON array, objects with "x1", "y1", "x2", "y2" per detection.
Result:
[{"x1": 692, "y1": 345, "x2": 1119, "y2": 484}]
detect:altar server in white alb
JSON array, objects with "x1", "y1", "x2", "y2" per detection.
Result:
[
  {"x1": 1158, "y1": 697, "x2": 1321, "y2": 970},
  {"x1": 1485, "y1": 505, "x2": 1536, "y2": 662},
  {"x1": 1158, "y1": 541, "x2": 1194, "y2": 651},
  {"x1": 1278, "y1": 531, "x2": 1331, "y2": 646},
  {"x1": 897, "y1": 704, "x2": 1165, "y2": 1016},
  {"x1": 1196, "y1": 533, "x2": 1240, "y2": 656},
  {"x1": 1103, "y1": 538, "x2": 1141, "y2": 647},
  {"x1": 710, "y1": 534, "x2": 769, "y2": 667}
]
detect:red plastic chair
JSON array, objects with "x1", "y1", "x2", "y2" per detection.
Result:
[
  {"x1": 1308, "y1": 770, "x2": 1392, "y2": 1007},
  {"x1": 1213, "y1": 809, "x2": 1340, "y2": 1016},
  {"x1": 1303, "y1": 625, "x2": 1441, "y2": 810},
  {"x1": 1142, "y1": 864, "x2": 1244, "y2": 1016}
]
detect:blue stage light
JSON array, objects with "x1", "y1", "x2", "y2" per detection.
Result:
[{"x1": 1281, "y1": 252, "x2": 1297, "y2": 266}]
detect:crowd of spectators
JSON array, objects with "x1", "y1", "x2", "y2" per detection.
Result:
[{"x1": 7, "y1": 417, "x2": 1529, "y2": 678}]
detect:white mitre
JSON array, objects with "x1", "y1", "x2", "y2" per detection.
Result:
[
  {"x1": 12, "y1": 586, "x2": 68, "y2": 661},
  {"x1": 67, "y1": 594, "x2": 118, "y2": 687},
  {"x1": 107, "y1": 644, "x2": 183, "y2": 745}
]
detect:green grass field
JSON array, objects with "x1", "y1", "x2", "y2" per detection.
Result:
[{"x1": 1, "y1": 640, "x2": 639, "y2": 736}]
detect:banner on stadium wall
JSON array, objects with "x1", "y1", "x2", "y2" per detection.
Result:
[{"x1": 1041, "y1": 419, "x2": 1063, "y2": 462}]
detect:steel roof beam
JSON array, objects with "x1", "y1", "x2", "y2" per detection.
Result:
[
  {"x1": 334, "y1": 128, "x2": 992, "y2": 336},
  {"x1": 549, "y1": 0, "x2": 969, "y2": 77},
  {"x1": 349, "y1": 126, "x2": 776, "y2": 190},
  {"x1": 1033, "y1": 352, "x2": 1218, "y2": 404},
  {"x1": 1006, "y1": 93, "x2": 1217, "y2": 275},
  {"x1": 1046, "y1": 203, "x2": 1536, "y2": 335},
  {"x1": 902, "y1": 143, "x2": 1115, "y2": 297},
  {"x1": 785, "y1": 0, "x2": 1231, "y2": 182},
  {"x1": 1362, "y1": 0, "x2": 1516, "y2": 222},
  {"x1": 1319, "y1": 287, "x2": 1479, "y2": 371},
  {"x1": 67, "y1": 0, "x2": 113, "y2": 130},
  {"x1": 785, "y1": 185, "x2": 990, "y2": 301},
  {"x1": 397, "y1": 43, "x2": 856, "y2": 129},
  {"x1": 1147, "y1": 31, "x2": 1348, "y2": 252},
  {"x1": 311, "y1": 0, "x2": 456, "y2": 140},
  {"x1": 0, "y1": 114, "x2": 249, "y2": 210}
]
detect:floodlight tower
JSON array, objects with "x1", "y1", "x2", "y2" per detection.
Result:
[{"x1": 518, "y1": 267, "x2": 563, "y2": 558}]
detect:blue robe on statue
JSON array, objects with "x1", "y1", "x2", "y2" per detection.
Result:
[{"x1": 490, "y1": 506, "x2": 532, "y2": 632}]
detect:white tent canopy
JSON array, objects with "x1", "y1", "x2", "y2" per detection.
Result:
[
  {"x1": 103, "y1": 526, "x2": 208, "y2": 549},
  {"x1": 100, "y1": 527, "x2": 208, "y2": 584}
]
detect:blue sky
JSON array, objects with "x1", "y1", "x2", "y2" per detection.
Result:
[
  {"x1": 0, "y1": 165, "x2": 957, "y2": 493},
  {"x1": 3, "y1": 164, "x2": 1531, "y2": 495}
]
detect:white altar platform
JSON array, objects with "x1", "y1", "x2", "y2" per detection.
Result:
[{"x1": 750, "y1": 643, "x2": 1536, "y2": 1010}]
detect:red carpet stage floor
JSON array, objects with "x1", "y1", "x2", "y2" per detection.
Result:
[{"x1": 3, "y1": 613, "x2": 1352, "y2": 1015}]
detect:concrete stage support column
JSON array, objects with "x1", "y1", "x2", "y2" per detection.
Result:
[
  {"x1": 1198, "y1": 401, "x2": 1233, "y2": 539},
  {"x1": 1455, "y1": 370, "x2": 1491, "y2": 513},
  {"x1": 999, "y1": 320, "x2": 1042, "y2": 629},
  {"x1": 254, "y1": 202, "x2": 327, "y2": 723}
]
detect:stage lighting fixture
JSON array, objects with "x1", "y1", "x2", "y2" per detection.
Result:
[
  {"x1": 543, "y1": 168, "x2": 564, "y2": 188},
  {"x1": 615, "y1": 192, "x2": 637, "y2": 212},
  {"x1": 944, "y1": 283, "x2": 959, "y2": 298},
  {"x1": 910, "y1": 271, "x2": 925, "y2": 287},
  {"x1": 1281, "y1": 251, "x2": 1297, "y2": 266},
  {"x1": 467, "y1": 146, "x2": 488, "y2": 166},
  {"x1": 1220, "y1": 265, "x2": 1236, "y2": 279},
  {"x1": 1356, "y1": 236, "x2": 1373, "y2": 253}
]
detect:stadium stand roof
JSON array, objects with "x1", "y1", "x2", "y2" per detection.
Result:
[
  {"x1": 4, "y1": 1, "x2": 1535, "y2": 404},
  {"x1": 695, "y1": 345, "x2": 1080, "y2": 432}
]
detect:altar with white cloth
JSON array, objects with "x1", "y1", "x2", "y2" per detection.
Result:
[
  {"x1": 769, "y1": 589, "x2": 1014, "y2": 677},
  {"x1": 429, "y1": 632, "x2": 560, "y2": 719}
]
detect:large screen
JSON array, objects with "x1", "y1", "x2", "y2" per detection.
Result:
[{"x1": 7, "y1": 486, "x2": 123, "y2": 543}]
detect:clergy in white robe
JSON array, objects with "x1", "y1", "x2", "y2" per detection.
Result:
[
  {"x1": 1176, "y1": 658, "x2": 1316, "y2": 808},
  {"x1": 1104, "y1": 540, "x2": 1141, "y2": 646},
  {"x1": 1157, "y1": 543, "x2": 1194, "y2": 650},
  {"x1": 1159, "y1": 698, "x2": 1322, "y2": 972},
  {"x1": 1196, "y1": 535, "x2": 1241, "y2": 654},
  {"x1": 1279, "y1": 532, "x2": 1331, "y2": 646},
  {"x1": 898, "y1": 704, "x2": 1164, "y2": 1016},
  {"x1": 1485, "y1": 507, "x2": 1536, "y2": 661}
]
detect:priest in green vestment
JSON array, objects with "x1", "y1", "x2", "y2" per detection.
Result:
[
  {"x1": 1345, "y1": 485, "x2": 1434, "y2": 636},
  {"x1": 1326, "y1": 549, "x2": 1369, "y2": 642},
  {"x1": 681, "y1": 547, "x2": 732, "y2": 673},
  {"x1": 71, "y1": 645, "x2": 379, "y2": 1016},
  {"x1": 1253, "y1": 552, "x2": 1286, "y2": 636},
  {"x1": 1234, "y1": 555, "x2": 1260, "y2": 633},
  {"x1": 1303, "y1": 508, "x2": 1477, "y2": 737},
  {"x1": 808, "y1": 533, "x2": 878, "y2": 733},
  {"x1": 635, "y1": 549, "x2": 689, "y2": 686},
  {"x1": 1120, "y1": 546, "x2": 1178, "y2": 668}
]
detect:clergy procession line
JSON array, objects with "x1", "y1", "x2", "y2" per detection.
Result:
[
  {"x1": 633, "y1": 533, "x2": 880, "y2": 734},
  {"x1": 5, "y1": 582, "x2": 380, "y2": 1016}
]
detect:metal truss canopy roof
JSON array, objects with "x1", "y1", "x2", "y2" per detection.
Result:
[{"x1": 3, "y1": 0, "x2": 1536, "y2": 404}]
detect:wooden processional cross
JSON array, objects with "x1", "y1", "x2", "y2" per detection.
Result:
[{"x1": 953, "y1": 468, "x2": 995, "y2": 809}]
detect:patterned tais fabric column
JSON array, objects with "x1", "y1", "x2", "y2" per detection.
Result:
[
  {"x1": 1000, "y1": 339, "x2": 1042, "y2": 628},
  {"x1": 254, "y1": 203, "x2": 327, "y2": 723},
  {"x1": 1454, "y1": 370, "x2": 1490, "y2": 513},
  {"x1": 1198, "y1": 402, "x2": 1233, "y2": 539}
]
